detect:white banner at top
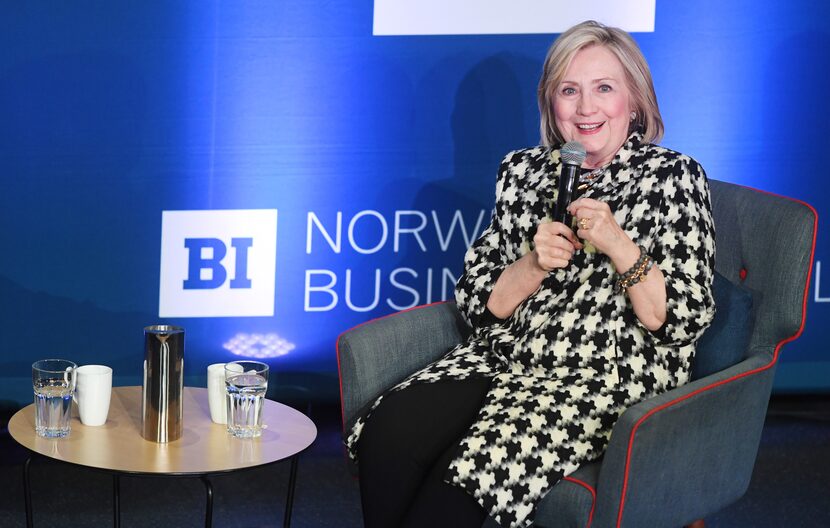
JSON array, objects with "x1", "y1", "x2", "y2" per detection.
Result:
[{"x1": 373, "y1": 0, "x2": 656, "y2": 36}]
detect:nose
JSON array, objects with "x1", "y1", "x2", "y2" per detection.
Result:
[{"x1": 577, "y1": 91, "x2": 597, "y2": 115}]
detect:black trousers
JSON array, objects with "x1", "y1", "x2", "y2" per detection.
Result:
[{"x1": 357, "y1": 377, "x2": 492, "y2": 528}]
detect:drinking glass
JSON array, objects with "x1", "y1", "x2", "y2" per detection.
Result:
[
  {"x1": 32, "y1": 359, "x2": 77, "y2": 438},
  {"x1": 224, "y1": 360, "x2": 269, "y2": 438}
]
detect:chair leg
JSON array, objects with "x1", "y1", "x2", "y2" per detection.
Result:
[{"x1": 685, "y1": 520, "x2": 705, "y2": 528}]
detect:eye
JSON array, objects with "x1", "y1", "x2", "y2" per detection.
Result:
[
  {"x1": 560, "y1": 86, "x2": 577, "y2": 96},
  {"x1": 598, "y1": 84, "x2": 613, "y2": 93}
]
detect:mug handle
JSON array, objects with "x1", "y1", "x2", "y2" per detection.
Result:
[{"x1": 68, "y1": 366, "x2": 78, "y2": 402}]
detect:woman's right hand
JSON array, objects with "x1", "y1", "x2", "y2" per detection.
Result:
[
  {"x1": 486, "y1": 221, "x2": 583, "y2": 319},
  {"x1": 532, "y1": 221, "x2": 583, "y2": 272}
]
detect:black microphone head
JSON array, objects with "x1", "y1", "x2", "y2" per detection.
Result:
[{"x1": 560, "y1": 141, "x2": 586, "y2": 167}]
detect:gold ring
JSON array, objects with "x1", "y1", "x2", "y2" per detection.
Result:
[{"x1": 578, "y1": 218, "x2": 589, "y2": 230}]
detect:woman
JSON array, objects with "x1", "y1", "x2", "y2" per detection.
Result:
[{"x1": 347, "y1": 20, "x2": 715, "y2": 528}]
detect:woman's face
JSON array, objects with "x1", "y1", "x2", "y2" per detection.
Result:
[{"x1": 553, "y1": 45, "x2": 633, "y2": 169}]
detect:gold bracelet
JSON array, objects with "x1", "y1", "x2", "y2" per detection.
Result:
[{"x1": 615, "y1": 247, "x2": 653, "y2": 292}]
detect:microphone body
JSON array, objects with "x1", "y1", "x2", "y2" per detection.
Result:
[
  {"x1": 552, "y1": 162, "x2": 580, "y2": 225},
  {"x1": 552, "y1": 141, "x2": 586, "y2": 225}
]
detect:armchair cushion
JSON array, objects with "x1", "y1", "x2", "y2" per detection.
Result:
[
  {"x1": 691, "y1": 271, "x2": 754, "y2": 380},
  {"x1": 535, "y1": 462, "x2": 600, "y2": 528},
  {"x1": 483, "y1": 462, "x2": 600, "y2": 528}
]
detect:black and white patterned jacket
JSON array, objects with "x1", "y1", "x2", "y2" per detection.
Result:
[{"x1": 347, "y1": 132, "x2": 716, "y2": 527}]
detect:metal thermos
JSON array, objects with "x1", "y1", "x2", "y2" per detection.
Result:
[{"x1": 142, "y1": 325, "x2": 184, "y2": 442}]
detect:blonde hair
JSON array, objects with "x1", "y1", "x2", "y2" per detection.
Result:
[{"x1": 537, "y1": 20, "x2": 664, "y2": 146}]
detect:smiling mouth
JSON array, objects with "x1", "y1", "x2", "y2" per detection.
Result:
[{"x1": 576, "y1": 122, "x2": 604, "y2": 134}]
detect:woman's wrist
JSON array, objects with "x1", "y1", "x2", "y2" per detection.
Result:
[
  {"x1": 486, "y1": 252, "x2": 547, "y2": 319},
  {"x1": 609, "y1": 239, "x2": 641, "y2": 274},
  {"x1": 528, "y1": 250, "x2": 553, "y2": 280}
]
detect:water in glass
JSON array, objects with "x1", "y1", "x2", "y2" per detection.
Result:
[
  {"x1": 34, "y1": 379, "x2": 73, "y2": 438},
  {"x1": 226, "y1": 373, "x2": 267, "y2": 438}
]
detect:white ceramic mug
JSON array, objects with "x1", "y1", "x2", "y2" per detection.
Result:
[
  {"x1": 73, "y1": 365, "x2": 112, "y2": 426},
  {"x1": 207, "y1": 363, "x2": 228, "y2": 424}
]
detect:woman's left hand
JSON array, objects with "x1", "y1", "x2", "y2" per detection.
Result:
[
  {"x1": 567, "y1": 197, "x2": 632, "y2": 260},
  {"x1": 568, "y1": 199, "x2": 667, "y2": 332}
]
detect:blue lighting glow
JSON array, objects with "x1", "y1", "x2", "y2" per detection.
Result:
[{"x1": 1, "y1": 1, "x2": 828, "y2": 404}]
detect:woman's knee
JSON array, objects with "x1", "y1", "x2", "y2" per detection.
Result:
[{"x1": 359, "y1": 378, "x2": 492, "y2": 465}]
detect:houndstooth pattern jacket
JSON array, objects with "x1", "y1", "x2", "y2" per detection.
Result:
[{"x1": 345, "y1": 132, "x2": 716, "y2": 527}]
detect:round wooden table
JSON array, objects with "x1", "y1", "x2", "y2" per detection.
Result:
[{"x1": 9, "y1": 386, "x2": 317, "y2": 527}]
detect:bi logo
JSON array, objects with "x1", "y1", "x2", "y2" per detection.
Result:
[{"x1": 159, "y1": 210, "x2": 278, "y2": 317}]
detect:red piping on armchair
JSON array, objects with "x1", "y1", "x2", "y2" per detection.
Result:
[
  {"x1": 562, "y1": 476, "x2": 596, "y2": 528},
  {"x1": 614, "y1": 191, "x2": 818, "y2": 528}
]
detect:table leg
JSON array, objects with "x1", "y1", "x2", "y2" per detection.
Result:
[
  {"x1": 23, "y1": 456, "x2": 33, "y2": 528},
  {"x1": 283, "y1": 455, "x2": 299, "y2": 528},
  {"x1": 200, "y1": 476, "x2": 214, "y2": 528},
  {"x1": 113, "y1": 474, "x2": 120, "y2": 528}
]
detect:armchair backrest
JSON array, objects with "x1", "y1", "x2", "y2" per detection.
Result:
[
  {"x1": 337, "y1": 302, "x2": 470, "y2": 429},
  {"x1": 708, "y1": 180, "x2": 817, "y2": 357}
]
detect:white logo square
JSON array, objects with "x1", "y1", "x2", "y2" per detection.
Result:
[{"x1": 159, "y1": 209, "x2": 278, "y2": 317}]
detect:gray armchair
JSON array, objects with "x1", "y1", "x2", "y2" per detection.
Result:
[{"x1": 337, "y1": 179, "x2": 817, "y2": 527}]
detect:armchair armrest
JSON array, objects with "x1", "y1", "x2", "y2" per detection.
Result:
[
  {"x1": 337, "y1": 302, "x2": 469, "y2": 429},
  {"x1": 593, "y1": 350, "x2": 776, "y2": 528}
]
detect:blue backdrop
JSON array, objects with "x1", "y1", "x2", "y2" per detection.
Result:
[{"x1": 1, "y1": 1, "x2": 827, "y2": 404}]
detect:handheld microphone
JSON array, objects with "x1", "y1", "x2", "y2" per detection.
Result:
[{"x1": 552, "y1": 141, "x2": 586, "y2": 225}]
